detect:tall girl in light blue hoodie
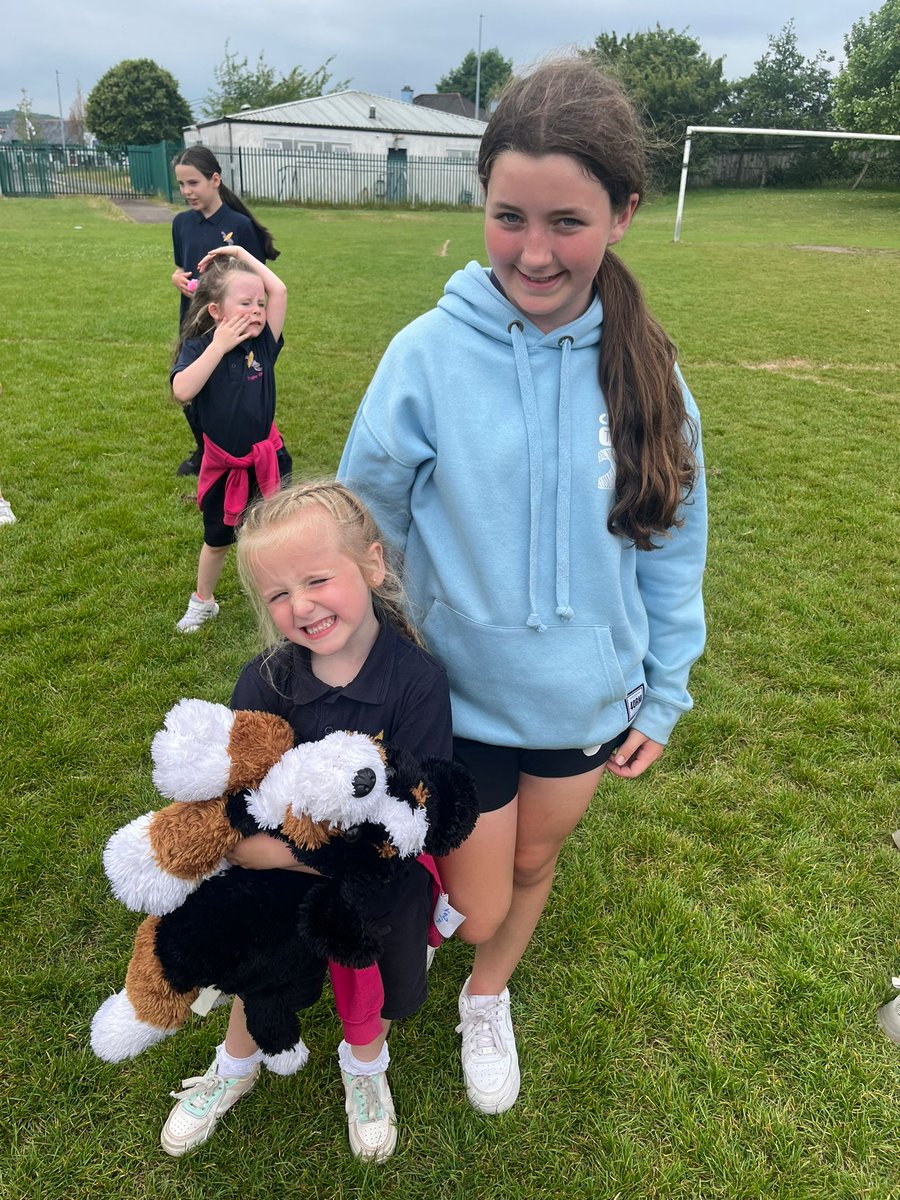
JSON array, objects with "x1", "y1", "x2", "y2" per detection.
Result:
[{"x1": 339, "y1": 57, "x2": 707, "y2": 1117}]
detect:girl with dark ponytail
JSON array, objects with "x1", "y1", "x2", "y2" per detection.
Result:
[
  {"x1": 169, "y1": 145, "x2": 281, "y2": 475},
  {"x1": 340, "y1": 55, "x2": 707, "y2": 1117}
]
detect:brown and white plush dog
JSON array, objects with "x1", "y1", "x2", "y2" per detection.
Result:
[{"x1": 90, "y1": 699, "x2": 478, "y2": 1074}]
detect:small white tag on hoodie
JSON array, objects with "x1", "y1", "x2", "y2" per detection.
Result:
[
  {"x1": 434, "y1": 892, "x2": 466, "y2": 938},
  {"x1": 625, "y1": 684, "x2": 645, "y2": 722}
]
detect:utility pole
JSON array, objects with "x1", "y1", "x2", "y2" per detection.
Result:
[
  {"x1": 56, "y1": 69, "x2": 67, "y2": 152},
  {"x1": 474, "y1": 14, "x2": 483, "y2": 120}
]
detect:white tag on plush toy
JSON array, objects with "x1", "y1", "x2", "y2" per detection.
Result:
[
  {"x1": 434, "y1": 892, "x2": 466, "y2": 938},
  {"x1": 190, "y1": 986, "x2": 223, "y2": 1016}
]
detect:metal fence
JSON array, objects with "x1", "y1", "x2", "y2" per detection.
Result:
[
  {"x1": 0, "y1": 141, "x2": 180, "y2": 199},
  {"x1": 215, "y1": 147, "x2": 483, "y2": 208},
  {"x1": 0, "y1": 141, "x2": 482, "y2": 208}
]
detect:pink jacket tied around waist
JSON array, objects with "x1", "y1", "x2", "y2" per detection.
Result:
[{"x1": 197, "y1": 425, "x2": 284, "y2": 526}]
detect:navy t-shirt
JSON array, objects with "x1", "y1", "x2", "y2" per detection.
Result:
[
  {"x1": 172, "y1": 203, "x2": 267, "y2": 324},
  {"x1": 230, "y1": 622, "x2": 453, "y2": 761},
  {"x1": 171, "y1": 324, "x2": 282, "y2": 456}
]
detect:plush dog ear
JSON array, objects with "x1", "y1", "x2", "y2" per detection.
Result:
[
  {"x1": 151, "y1": 701, "x2": 295, "y2": 803},
  {"x1": 151, "y1": 700, "x2": 235, "y2": 802}
]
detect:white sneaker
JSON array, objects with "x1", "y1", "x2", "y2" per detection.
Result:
[
  {"x1": 878, "y1": 978, "x2": 900, "y2": 1043},
  {"x1": 342, "y1": 1070, "x2": 397, "y2": 1161},
  {"x1": 455, "y1": 976, "x2": 520, "y2": 1113},
  {"x1": 160, "y1": 1062, "x2": 259, "y2": 1156},
  {"x1": 176, "y1": 593, "x2": 219, "y2": 633},
  {"x1": 0, "y1": 499, "x2": 16, "y2": 525}
]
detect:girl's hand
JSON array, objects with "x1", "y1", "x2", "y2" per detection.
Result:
[
  {"x1": 225, "y1": 833, "x2": 320, "y2": 874},
  {"x1": 605, "y1": 729, "x2": 664, "y2": 779},
  {"x1": 211, "y1": 310, "x2": 254, "y2": 351},
  {"x1": 172, "y1": 267, "x2": 194, "y2": 295},
  {"x1": 197, "y1": 245, "x2": 247, "y2": 273}
]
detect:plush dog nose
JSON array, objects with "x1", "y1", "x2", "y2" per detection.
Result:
[{"x1": 352, "y1": 767, "x2": 377, "y2": 797}]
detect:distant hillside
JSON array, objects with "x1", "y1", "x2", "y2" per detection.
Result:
[{"x1": 0, "y1": 109, "x2": 56, "y2": 124}]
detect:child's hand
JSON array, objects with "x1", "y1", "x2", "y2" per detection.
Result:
[
  {"x1": 172, "y1": 267, "x2": 194, "y2": 295},
  {"x1": 605, "y1": 730, "x2": 664, "y2": 779},
  {"x1": 225, "y1": 833, "x2": 321, "y2": 874},
  {"x1": 212, "y1": 310, "x2": 255, "y2": 351},
  {"x1": 197, "y1": 245, "x2": 246, "y2": 273}
]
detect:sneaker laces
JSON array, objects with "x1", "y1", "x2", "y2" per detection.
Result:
[
  {"x1": 456, "y1": 1001, "x2": 508, "y2": 1059},
  {"x1": 349, "y1": 1074, "x2": 384, "y2": 1123},
  {"x1": 170, "y1": 1073, "x2": 222, "y2": 1102}
]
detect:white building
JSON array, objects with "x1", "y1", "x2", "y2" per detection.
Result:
[{"x1": 184, "y1": 90, "x2": 487, "y2": 205}]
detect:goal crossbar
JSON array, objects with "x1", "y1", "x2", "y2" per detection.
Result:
[{"x1": 673, "y1": 124, "x2": 900, "y2": 241}]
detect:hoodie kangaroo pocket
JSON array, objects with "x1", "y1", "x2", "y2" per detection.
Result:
[{"x1": 422, "y1": 599, "x2": 627, "y2": 748}]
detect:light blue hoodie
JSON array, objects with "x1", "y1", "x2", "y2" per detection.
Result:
[{"x1": 340, "y1": 261, "x2": 707, "y2": 750}]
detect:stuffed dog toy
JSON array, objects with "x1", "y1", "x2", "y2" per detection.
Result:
[{"x1": 91, "y1": 699, "x2": 477, "y2": 1074}]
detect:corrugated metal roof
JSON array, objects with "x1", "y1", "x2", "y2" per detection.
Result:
[{"x1": 198, "y1": 90, "x2": 486, "y2": 137}]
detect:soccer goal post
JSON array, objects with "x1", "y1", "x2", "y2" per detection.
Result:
[{"x1": 673, "y1": 125, "x2": 900, "y2": 241}]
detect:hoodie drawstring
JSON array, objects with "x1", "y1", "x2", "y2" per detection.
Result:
[
  {"x1": 508, "y1": 321, "x2": 575, "y2": 632},
  {"x1": 555, "y1": 336, "x2": 575, "y2": 622}
]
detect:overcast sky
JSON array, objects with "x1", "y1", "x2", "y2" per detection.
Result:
[{"x1": 4, "y1": 1, "x2": 863, "y2": 121}]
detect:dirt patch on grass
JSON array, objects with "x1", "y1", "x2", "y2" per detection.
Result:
[
  {"x1": 747, "y1": 357, "x2": 814, "y2": 372},
  {"x1": 793, "y1": 244, "x2": 900, "y2": 256}
]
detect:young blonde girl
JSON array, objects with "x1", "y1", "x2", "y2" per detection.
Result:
[
  {"x1": 171, "y1": 246, "x2": 291, "y2": 633},
  {"x1": 160, "y1": 481, "x2": 452, "y2": 1162},
  {"x1": 339, "y1": 57, "x2": 707, "y2": 1114},
  {"x1": 170, "y1": 146, "x2": 280, "y2": 476}
]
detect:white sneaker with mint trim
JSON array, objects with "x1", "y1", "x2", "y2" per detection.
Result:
[
  {"x1": 342, "y1": 1070, "x2": 397, "y2": 1161},
  {"x1": 160, "y1": 1061, "x2": 259, "y2": 1156},
  {"x1": 176, "y1": 594, "x2": 219, "y2": 633},
  {"x1": 0, "y1": 499, "x2": 16, "y2": 525},
  {"x1": 456, "y1": 976, "x2": 520, "y2": 1113}
]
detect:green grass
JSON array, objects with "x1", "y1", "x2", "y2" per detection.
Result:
[{"x1": 1, "y1": 187, "x2": 899, "y2": 1199}]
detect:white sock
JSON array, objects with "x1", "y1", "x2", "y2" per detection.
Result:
[
  {"x1": 338, "y1": 1039, "x2": 389, "y2": 1077},
  {"x1": 215, "y1": 1041, "x2": 262, "y2": 1078}
]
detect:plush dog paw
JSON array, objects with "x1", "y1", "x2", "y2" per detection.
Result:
[
  {"x1": 261, "y1": 1038, "x2": 310, "y2": 1076},
  {"x1": 103, "y1": 814, "x2": 213, "y2": 915},
  {"x1": 90, "y1": 991, "x2": 175, "y2": 1062}
]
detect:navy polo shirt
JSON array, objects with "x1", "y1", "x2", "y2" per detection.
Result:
[
  {"x1": 230, "y1": 622, "x2": 453, "y2": 761},
  {"x1": 172, "y1": 203, "x2": 266, "y2": 323},
  {"x1": 171, "y1": 324, "x2": 282, "y2": 456}
]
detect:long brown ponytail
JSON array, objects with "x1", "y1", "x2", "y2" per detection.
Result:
[
  {"x1": 173, "y1": 145, "x2": 280, "y2": 261},
  {"x1": 478, "y1": 56, "x2": 698, "y2": 550}
]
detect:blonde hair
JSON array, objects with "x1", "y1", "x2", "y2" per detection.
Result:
[{"x1": 236, "y1": 480, "x2": 424, "y2": 650}]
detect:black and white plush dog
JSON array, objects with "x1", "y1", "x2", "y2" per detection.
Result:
[{"x1": 91, "y1": 699, "x2": 477, "y2": 1074}]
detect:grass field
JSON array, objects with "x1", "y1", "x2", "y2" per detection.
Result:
[{"x1": 1, "y1": 187, "x2": 899, "y2": 1199}]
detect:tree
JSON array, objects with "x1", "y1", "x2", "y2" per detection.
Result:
[
  {"x1": 833, "y1": 0, "x2": 900, "y2": 133},
  {"x1": 720, "y1": 22, "x2": 835, "y2": 186},
  {"x1": 201, "y1": 41, "x2": 349, "y2": 118},
  {"x1": 66, "y1": 81, "x2": 86, "y2": 146},
  {"x1": 832, "y1": 0, "x2": 900, "y2": 185},
  {"x1": 13, "y1": 88, "x2": 37, "y2": 144},
  {"x1": 436, "y1": 48, "x2": 513, "y2": 111},
  {"x1": 86, "y1": 59, "x2": 193, "y2": 144},
  {"x1": 588, "y1": 27, "x2": 728, "y2": 186},
  {"x1": 725, "y1": 21, "x2": 834, "y2": 130}
]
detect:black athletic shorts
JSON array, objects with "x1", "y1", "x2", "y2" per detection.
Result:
[{"x1": 453, "y1": 730, "x2": 629, "y2": 814}]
